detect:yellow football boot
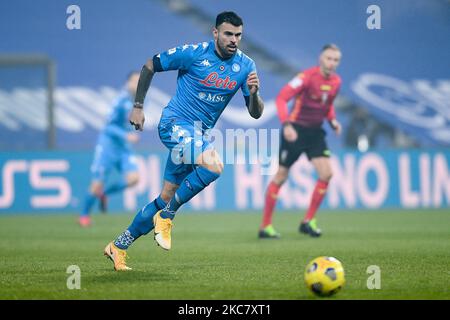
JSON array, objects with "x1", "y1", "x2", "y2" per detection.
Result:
[
  {"x1": 103, "y1": 242, "x2": 132, "y2": 271},
  {"x1": 153, "y1": 210, "x2": 173, "y2": 250}
]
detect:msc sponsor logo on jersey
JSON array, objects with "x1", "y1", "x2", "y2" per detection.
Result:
[
  {"x1": 199, "y1": 72, "x2": 237, "y2": 90},
  {"x1": 198, "y1": 92, "x2": 227, "y2": 103}
]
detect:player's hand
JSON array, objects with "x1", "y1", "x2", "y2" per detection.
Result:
[
  {"x1": 331, "y1": 119, "x2": 342, "y2": 136},
  {"x1": 129, "y1": 106, "x2": 145, "y2": 131},
  {"x1": 247, "y1": 72, "x2": 260, "y2": 95},
  {"x1": 126, "y1": 132, "x2": 140, "y2": 143},
  {"x1": 283, "y1": 123, "x2": 298, "y2": 142}
]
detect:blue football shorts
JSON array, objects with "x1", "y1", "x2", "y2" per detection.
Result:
[
  {"x1": 90, "y1": 144, "x2": 138, "y2": 182},
  {"x1": 158, "y1": 117, "x2": 214, "y2": 185}
]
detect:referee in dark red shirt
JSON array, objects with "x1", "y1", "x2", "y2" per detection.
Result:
[{"x1": 260, "y1": 44, "x2": 342, "y2": 238}]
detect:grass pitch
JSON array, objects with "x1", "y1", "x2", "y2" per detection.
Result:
[{"x1": 0, "y1": 209, "x2": 449, "y2": 299}]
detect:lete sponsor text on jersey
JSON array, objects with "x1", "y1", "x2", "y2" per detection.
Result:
[{"x1": 199, "y1": 72, "x2": 237, "y2": 90}]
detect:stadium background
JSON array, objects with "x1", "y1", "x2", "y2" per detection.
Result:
[
  {"x1": 0, "y1": 0, "x2": 449, "y2": 302},
  {"x1": 0, "y1": 0, "x2": 448, "y2": 213}
]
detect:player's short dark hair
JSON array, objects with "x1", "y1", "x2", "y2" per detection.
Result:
[
  {"x1": 215, "y1": 11, "x2": 243, "y2": 28},
  {"x1": 321, "y1": 43, "x2": 340, "y2": 52}
]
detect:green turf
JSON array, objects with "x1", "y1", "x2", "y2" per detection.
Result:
[{"x1": 0, "y1": 209, "x2": 449, "y2": 299}]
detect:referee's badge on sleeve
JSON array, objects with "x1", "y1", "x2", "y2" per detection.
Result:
[{"x1": 288, "y1": 76, "x2": 303, "y2": 89}]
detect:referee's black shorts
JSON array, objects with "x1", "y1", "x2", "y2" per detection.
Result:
[{"x1": 279, "y1": 123, "x2": 331, "y2": 168}]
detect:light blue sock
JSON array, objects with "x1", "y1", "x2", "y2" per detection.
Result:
[
  {"x1": 161, "y1": 166, "x2": 220, "y2": 219},
  {"x1": 114, "y1": 195, "x2": 167, "y2": 250},
  {"x1": 81, "y1": 193, "x2": 97, "y2": 216}
]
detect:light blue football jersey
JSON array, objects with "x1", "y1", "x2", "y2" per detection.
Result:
[
  {"x1": 154, "y1": 40, "x2": 257, "y2": 129},
  {"x1": 98, "y1": 91, "x2": 134, "y2": 151}
]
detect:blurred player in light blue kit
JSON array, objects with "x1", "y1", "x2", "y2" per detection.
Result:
[
  {"x1": 79, "y1": 72, "x2": 140, "y2": 227},
  {"x1": 104, "y1": 11, "x2": 264, "y2": 270}
]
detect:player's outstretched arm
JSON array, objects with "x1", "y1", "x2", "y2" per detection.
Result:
[
  {"x1": 246, "y1": 71, "x2": 264, "y2": 119},
  {"x1": 326, "y1": 104, "x2": 342, "y2": 135},
  {"x1": 329, "y1": 118, "x2": 342, "y2": 135},
  {"x1": 129, "y1": 59, "x2": 156, "y2": 131}
]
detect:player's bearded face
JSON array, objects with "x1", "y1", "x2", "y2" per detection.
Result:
[
  {"x1": 320, "y1": 49, "x2": 341, "y2": 76},
  {"x1": 214, "y1": 23, "x2": 242, "y2": 58}
]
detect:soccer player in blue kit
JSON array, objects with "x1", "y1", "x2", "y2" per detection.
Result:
[
  {"x1": 79, "y1": 72, "x2": 140, "y2": 227},
  {"x1": 104, "y1": 11, "x2": 264, "y2": 270}
]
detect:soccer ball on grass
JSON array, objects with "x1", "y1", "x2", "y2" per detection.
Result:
[{"x1": 304, "y1": 256, "x2": 345, "y2": 297}]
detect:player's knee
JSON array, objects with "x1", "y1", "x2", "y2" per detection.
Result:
[
  {"x1": 201, "y1": 160, "x2": 223, "y2": 175},
  {"x1": 127, "y1": 173, "x2": 139, "y2": 186},
  {"x1": 90, "y1": 183, "x2": 103, "y2": 196},
  {"x1": 274, "y1": 167, "x2": 289, "y2": 185},
  {"x1": 319, "y1": 171, "x2": 333, "y2": 182},
  {"x1": 197, "y1": 149, "x2": 223, "y2": 175},
  {"x1": 211, "y1": 161, "x2": 224, "y2": 175}
]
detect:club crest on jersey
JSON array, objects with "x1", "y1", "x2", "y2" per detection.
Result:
[
  {"x1": 199, "y1": 72, "x2": 237, "y2": 90},
  {"x1": 232, "y1": 63, "x2": 240, "y2": 72}
]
